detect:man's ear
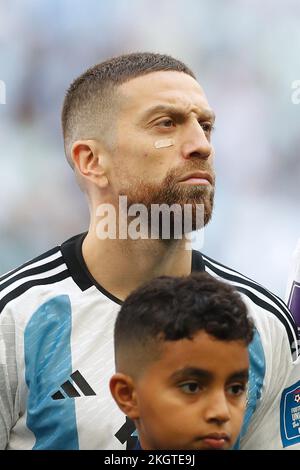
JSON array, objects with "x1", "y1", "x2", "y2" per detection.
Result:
[
  {"x1": 71, "y1": 139, "x2": 109, "y2": 189},
  {"x1": 110, "y1": 373, "x2": 140, "y2": 420}
]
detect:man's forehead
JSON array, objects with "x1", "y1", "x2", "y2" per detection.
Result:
[{"x1": 118, "y1": 70, "x2": 211, "y2": 113}]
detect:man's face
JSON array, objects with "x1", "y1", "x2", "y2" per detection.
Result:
[
  {"x1": 108, "y1": 71, "x2": 215, "y2": 229},
  {"x1": 134, "y1": 331, "x2": 249, "y2": 450}
]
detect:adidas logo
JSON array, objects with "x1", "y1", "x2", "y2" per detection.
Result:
[
  {"x1": 115, "y1": 417, "x2": 138, "y2": 450},
  {"x1": 51, "y1": 370, "x2": 96, "y2": 400}
]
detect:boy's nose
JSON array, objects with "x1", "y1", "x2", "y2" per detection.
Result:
[{"x1": 203, "y1": 392, "x2": 231, "y2": 424}]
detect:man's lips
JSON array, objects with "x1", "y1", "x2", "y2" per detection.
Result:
[{"x1": 178, "y1": 171, "x2": 213, "y2": 185}]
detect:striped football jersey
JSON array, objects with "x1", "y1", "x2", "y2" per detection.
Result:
[{"x1": 0, "y1": 233, "x2": 298, "y2": 449}]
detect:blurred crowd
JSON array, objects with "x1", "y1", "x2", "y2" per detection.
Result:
[{"x1": 0, "y1": 0, "x2": 299, "y2": 297}]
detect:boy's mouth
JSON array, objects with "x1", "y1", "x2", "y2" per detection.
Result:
[{"x1": 199, "y1": 432, "x2": 230, "y2": 450}]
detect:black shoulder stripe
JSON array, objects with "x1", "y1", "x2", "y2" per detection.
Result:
[
  {"x1": 203, "y1": 254, "x2": 292, "y2": 317},
  {"x1": 0, "y1": 270, "x2": 70, "y2": 313},
  {"x1": 203, "y1": 255, "x2": 295, "y2": 324},
  {"x1": 203, "y1": 257, "x2": 298, "y2": 354},
  {"x1": 0, "y1": 257, "x2": 65, "y2": 293},
  {"x1": 204, "y1": 256, "x2": 297, "y2": 330},
  {"x1": 235, "y1": 285, "x2": 296, "y2": 356},
  {"x1": 0, "y1": 247, "x2": 61, "y2": 283}
]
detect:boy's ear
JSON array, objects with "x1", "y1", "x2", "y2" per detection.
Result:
[{"x1": 109, "y1": 373, "x2": 140, "y2": 420}]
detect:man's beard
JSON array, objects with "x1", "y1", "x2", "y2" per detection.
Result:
[{"x1": 118, "y1": 165, "x2": 215, "y2": 240}]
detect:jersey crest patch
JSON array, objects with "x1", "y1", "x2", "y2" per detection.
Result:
[{"x1": 280, "y1": 380, "x2": 300, "y2": 447}]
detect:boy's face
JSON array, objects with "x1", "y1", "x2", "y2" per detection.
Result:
[{"x1": 135, "y1": 331, "x2": 249, "y2": 450}]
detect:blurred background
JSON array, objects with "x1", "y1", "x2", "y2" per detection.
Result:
[{"x1": 0, "y1": 0, "x2": 299, "y2": 298}]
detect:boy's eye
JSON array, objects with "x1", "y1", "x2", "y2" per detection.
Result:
[
  {"x1": 179, "y1": 382, "x2": 201, "y2": 394},
  {"x1": 227, "y1": 384, "x2": 246, "y2": 397}
]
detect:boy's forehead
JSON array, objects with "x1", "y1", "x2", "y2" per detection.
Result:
[{"x1": 154, "y1": 331, "x2": 249, "y2": 378}]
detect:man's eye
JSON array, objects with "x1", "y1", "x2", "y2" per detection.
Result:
[
  {"x1": 157, "y1": 119, "x2": 175, "y2": 128},
  {"x1": 227, "y1": 384, "x2": 246, "y2": 397},
  {"x1": 199, "y1": 121, "x2": 214, "y2": 133},
  {"x1": 179, "y1": 382, "x2": 201, "y2": 394}
]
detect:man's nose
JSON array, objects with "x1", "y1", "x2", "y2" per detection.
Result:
[
  {"x1": 181, "y1": 120, "x2": 212, "y2": 160},
  {"x1": 203, "y1": 391, "x2": 231, "y2": 425}
]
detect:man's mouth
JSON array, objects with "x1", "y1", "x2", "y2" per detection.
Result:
[{"x1": 178, "y1": 171, "x2": 213, "y2": 186}]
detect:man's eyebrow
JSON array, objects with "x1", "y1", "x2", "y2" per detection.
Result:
[{"x1": 139, "y1": 104, "x2": 216, "y2": 122}]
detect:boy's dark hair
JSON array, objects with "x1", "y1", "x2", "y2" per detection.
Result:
[
  {"x1": 62, "y1": 52, "x2": 195, "y2": 166},
  {"x1": 114, "y1": 273, "x2": 254, "y2": 375}
]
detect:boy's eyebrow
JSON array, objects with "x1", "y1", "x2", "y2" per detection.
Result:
[
  {"x1": 169, "y1": 367, "x2": 249, "y2": 382},
  {"x1": 227, "y1": 370, "x2": 249, "y2": 382},
  {"x1": 169, "y1": 367, "x2": 213, "y2": 382},
  {"x1": 139, "y1": 104, "x2": 216, "y2": 123}
]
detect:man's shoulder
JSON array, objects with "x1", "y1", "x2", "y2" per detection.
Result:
[
  {"x1": 198, "y1": 251, "x2": 299, "y2": 359},
  {"x1": 0, "y1": 244, "x2": 71, "y2": 315},
  {"x1": 201, "y1": 251, "x2": 282, "y2": 302}
]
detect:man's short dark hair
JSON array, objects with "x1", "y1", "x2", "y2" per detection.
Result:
[
  {"x1": 61, "y1": 52, "x2": 196, "y2": 166},
  {"x1": 114, "y1": 272, "x2": 254, "y2": 376}
]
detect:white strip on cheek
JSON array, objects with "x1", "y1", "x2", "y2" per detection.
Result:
[{"x1": 154, "y1": 138, "x2": 175, "y2": 149}]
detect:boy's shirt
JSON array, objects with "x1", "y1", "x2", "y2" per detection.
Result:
[{"x1": 0, "y1": 233, "x2": 298, "y2": 449}]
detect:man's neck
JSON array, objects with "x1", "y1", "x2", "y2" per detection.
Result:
[{"x1": 82, "y1": 229, "x2": 192, "y2": 302}]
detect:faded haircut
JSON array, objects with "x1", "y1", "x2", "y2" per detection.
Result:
[
  {"x1": 61, "y1": 52, "x2": 196, "y2": 167},
  {"x1": 114, "y1": 272, "x2": 254, "y2": 377}
]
